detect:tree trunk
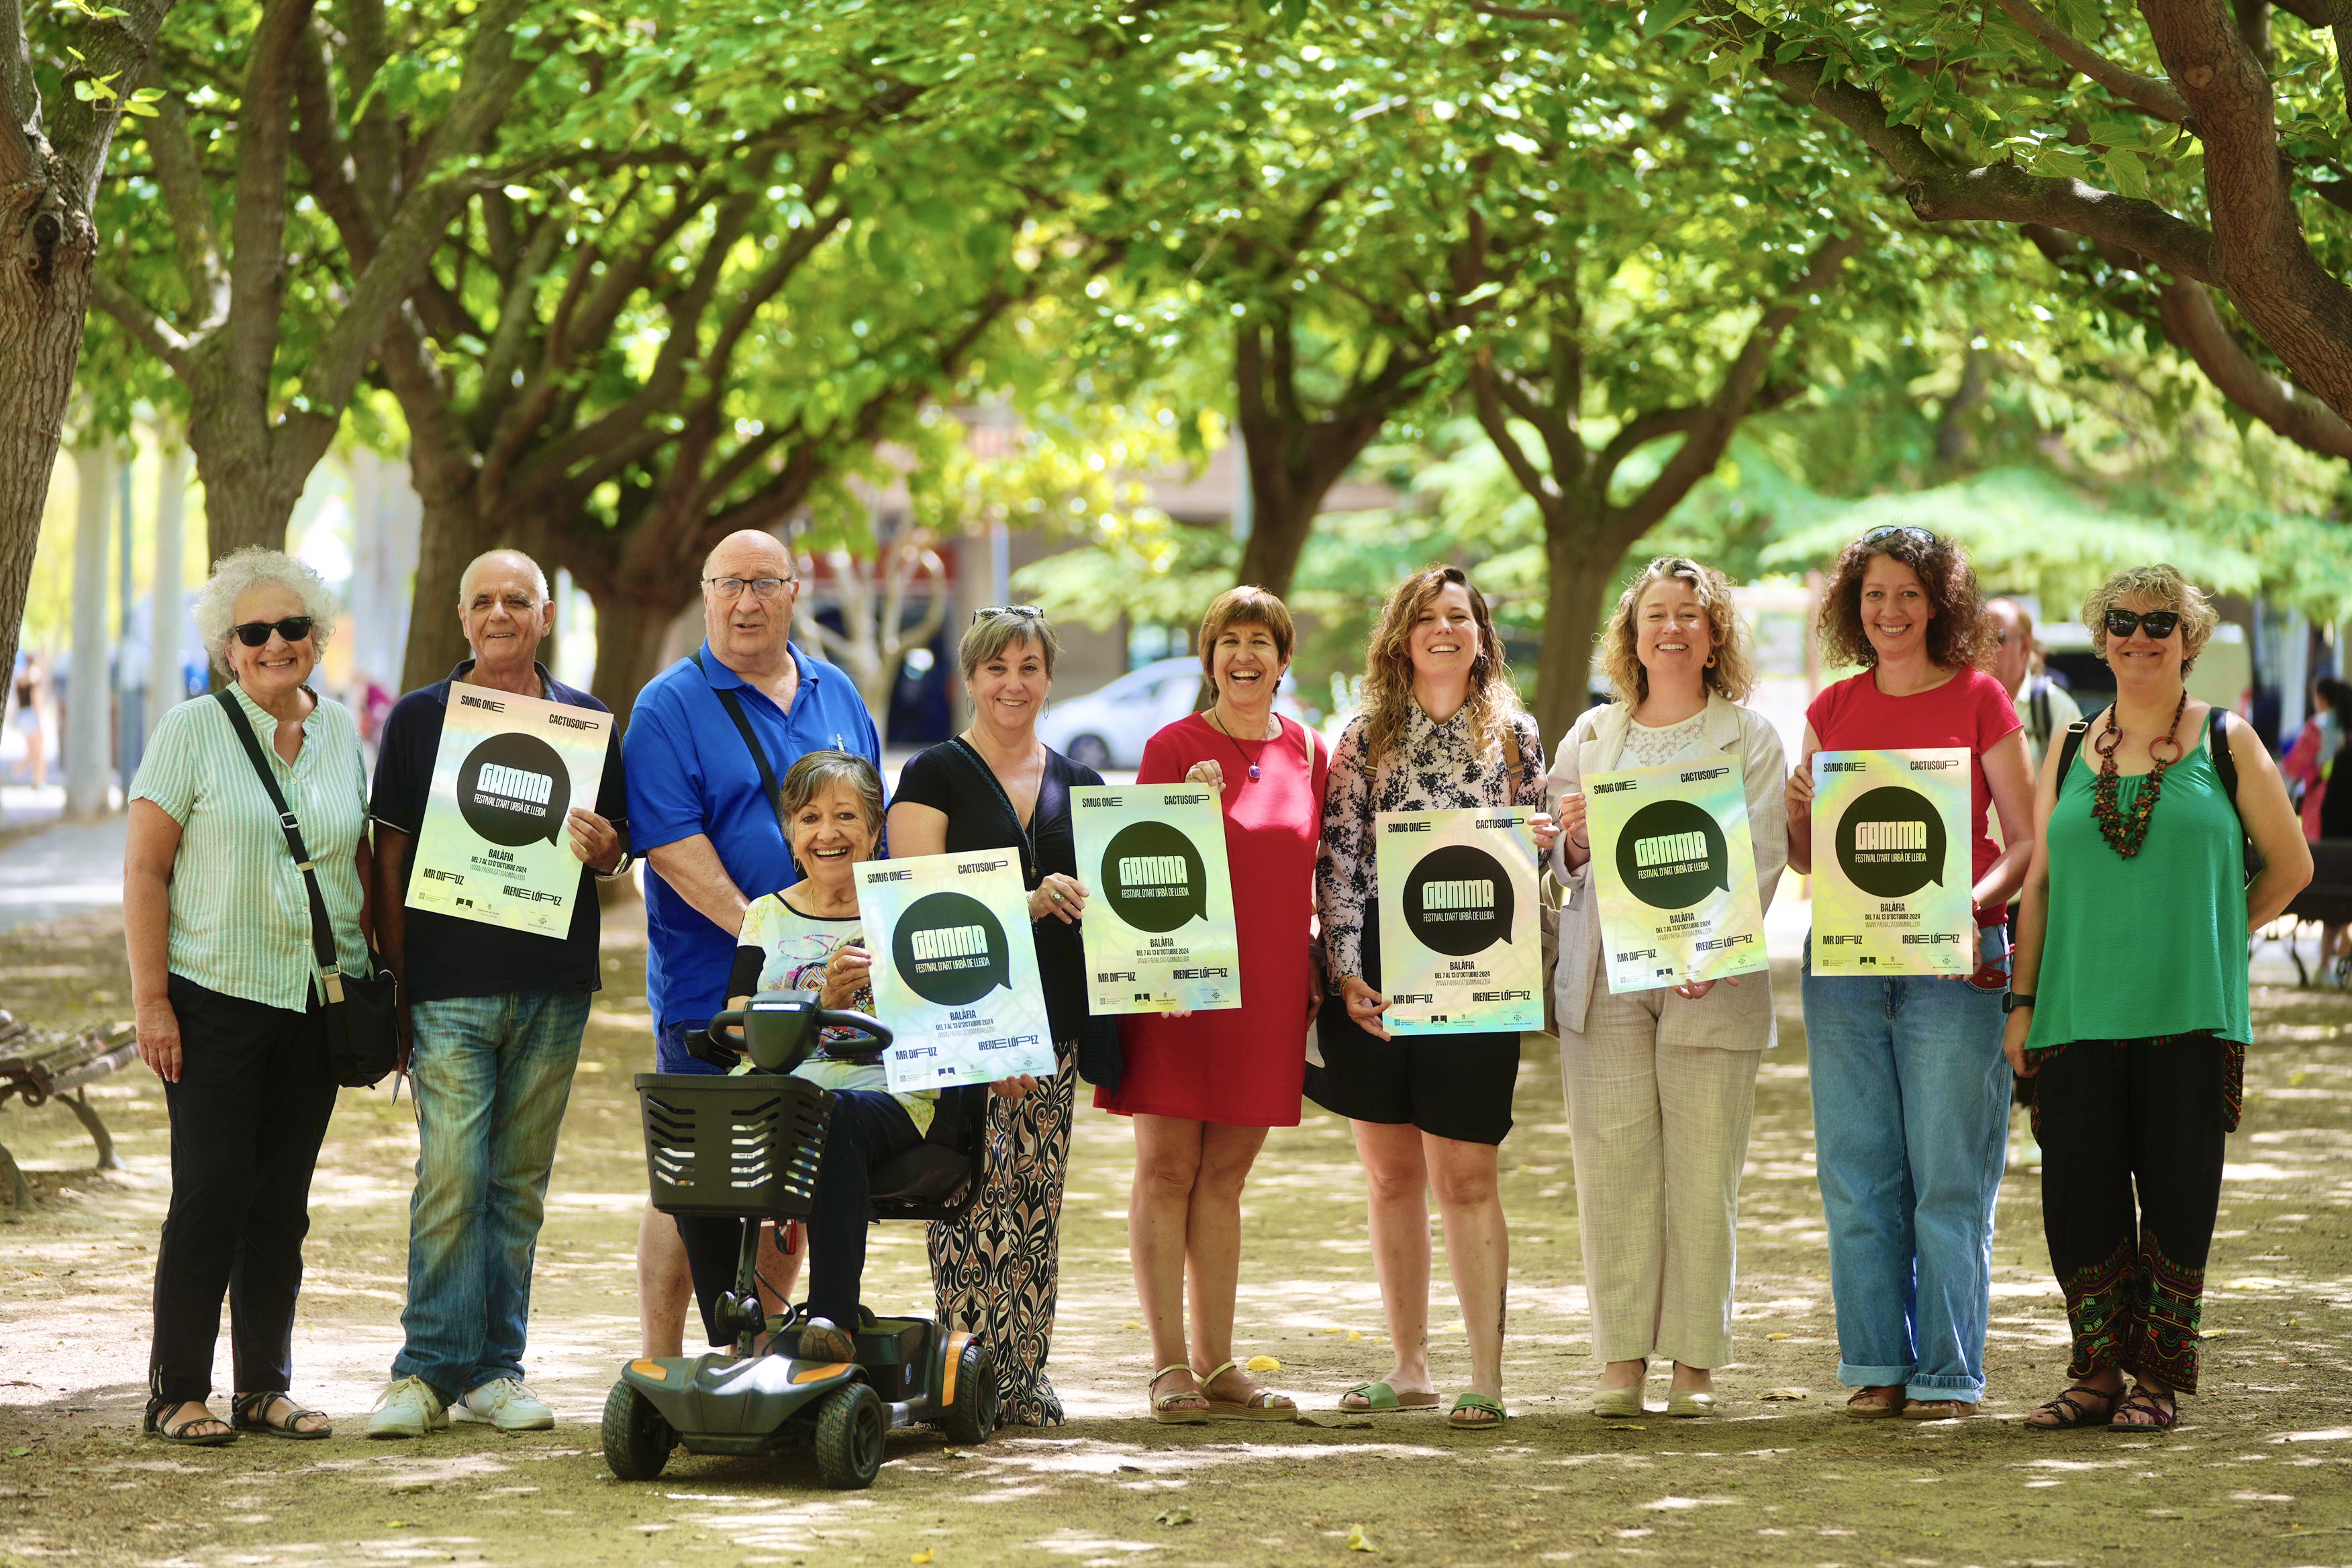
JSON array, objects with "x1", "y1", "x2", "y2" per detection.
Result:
[
  {"x1": 399, "y1": 495, "x2": 480, "y2": 693},
  {"x1": 189, "y1": 436, "x2": 307, "y2": 565},
  {"x1": 1531, "y1": 505, "x2": 1628, "y2": 758},
  {"x1": 585, "y1": 575, "x2": 697, "y2": 731},
  {"x1": 1233, "y1": 485, "x2": 1322, "y2": 600},
  {"x1": 0, "y1": 175, "x2": 97, "y2": 701},
  {"x1": 66, "y1": 442, "x2": 114, "y2": 818}
]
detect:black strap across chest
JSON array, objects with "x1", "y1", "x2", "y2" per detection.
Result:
[
  {"x1": 948, "y1": 736, "x2": 1063, "y2": 888},
  {"x1": 2055, "y1": 703, "x2": 2251, "y2": 877},
  {"x1": 211, "y1": 689, "x2": 352, "y2": 1001},
  {"x1": 696, "y1": 650, "x2": 792, "y2": 848}
]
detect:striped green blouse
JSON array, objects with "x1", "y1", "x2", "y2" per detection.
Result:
[{"x1": 131, "y1": 685, "x2": 372, "y2": 1012}]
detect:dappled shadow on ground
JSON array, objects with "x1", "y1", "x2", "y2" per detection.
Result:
[{"x1": 3, "y1": 923, "x2": 2351, "y2": 1565}]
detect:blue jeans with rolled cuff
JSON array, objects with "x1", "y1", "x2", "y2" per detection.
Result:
[
  {"x1": 390, "y1": 989, "x2": 591, "y2": 1404},
  {"x1": 1800, "y1": 924, "x2": 2011, "y2": 1406}
]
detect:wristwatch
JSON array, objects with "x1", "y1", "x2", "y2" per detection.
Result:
[{"x1": 2001, "y1": 991, "x2": 2035, "y2": 1014}]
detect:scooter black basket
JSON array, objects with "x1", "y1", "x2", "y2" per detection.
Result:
[{"x1": 634, "y1": 1072, "x2": 834, "y2": 1220}]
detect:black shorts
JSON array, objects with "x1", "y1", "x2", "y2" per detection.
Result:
[{"x1": 1304, "y1": 916, "x2": 1519, "y2": 1145}]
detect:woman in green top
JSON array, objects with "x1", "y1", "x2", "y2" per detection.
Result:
[
  {"x1": 2004, "y1": 566, "x2": 2309, "y2": 1430},
  {"x1": 718, "y1": 750, "x2": 1036, "y2": 1366}
]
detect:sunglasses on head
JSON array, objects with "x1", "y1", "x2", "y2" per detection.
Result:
[
  {"x1": 230, "y1": 616, "x2": 315, "y2": 648},
  {"x1": 972, "y1": 605, "x2": 1043, "y2": 623},
  {"x1": 2105, "y1": 608, "x2": 2180, "y2": 640},
  {"x1": 1862, "y1": 524, "x2": 1935, "y2": 546}
]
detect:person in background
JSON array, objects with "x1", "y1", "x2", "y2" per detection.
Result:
[
  {"x1": 623, "y1": 531, "x2": 882, "y2": 1357},
  {"x1": 123, "y1": 548, "x2": 371, "y2": 1445},
  {"x1": 724, "y1": 749, "x2": 1036, "y2": 1359},
  {"x1": 2280, "y1": 677, "x2": 2349, "y2": 842},
  {"x1": 13, "y1": 651, "x2": 48, "y2": 789},
  {"x1": 1549, "y1": 557, "x2": 1786, "y2": 1419},
  {"x1": 1785, "y1": 526, "x2": 2035, "y2": 1421},
  {"x1": 2009, "y1": 567, "x2": 2308, "y2": 1429},
  {"x1": 364, "y1": 550, "x2": 629, "y2": 1438},
  {"x1": 1313, "y1": 566, "x2": 1557, "y2": 1432},
  {"x1": 889, "y1": 607, "x2": 1102, "y2": 1426},
  {"x1": 1097, "y1": 586, "x2": 1328, "y2": 1423},
  {"x1": 1986, "y1": 597, "x2": 2082, "y2": 771}
]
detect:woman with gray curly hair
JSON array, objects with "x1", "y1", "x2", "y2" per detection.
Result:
[
  {"x1": 2007, "y1": 565, "x2": 2308, "y2": 1430},
  {"x1": 124, "y1": 547, "x2": 374, "y2": 1446}
]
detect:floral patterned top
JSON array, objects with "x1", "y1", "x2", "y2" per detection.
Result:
[{"x1": 1316, "y1": 701, "x2": 1545, "y2": 984}]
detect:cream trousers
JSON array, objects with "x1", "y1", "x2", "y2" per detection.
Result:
[{"x1": 1561, "y1": 985, "x2": 1761, "y2": 1369}]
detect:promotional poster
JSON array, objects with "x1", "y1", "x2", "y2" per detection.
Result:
[
  {"x1": 858, "y1": 852, "x2": 1059, "y2": 1091},
  {"x1": 405, "y1": 683, "x2": 611, "y2": 936},
  {"x1": 1584, "y1": 758, "x2": 1770, "y2": 994},
  {"x1": 1071, "y1": 785, "x2": 1242, "y2": 1014},
  {"x1": 1808, "y1": 747, "x2": 1975, "y2": 976},
  {"x1": 1374, "y1": 807, "x2": 1544, "y2": 1035}
]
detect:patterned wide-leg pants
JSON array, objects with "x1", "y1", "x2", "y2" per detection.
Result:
[
  {"x1": 928, "y1": 1038, "x2": 1078, "y2": 1426},
  {"x1": 2034, "y1": 1032, "x2": 2236, "y2": 1393}
]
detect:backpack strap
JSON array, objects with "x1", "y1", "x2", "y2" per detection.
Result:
[
  {"x1": 695, "y1": 648, "x2": 791, "y2": 849},
  {"x1": 2054, "y1": 706, "x2": 2102, "y2": 793},
  {"x1": 2208, "y1": 706, "x2": 2239, "y2": 805}
]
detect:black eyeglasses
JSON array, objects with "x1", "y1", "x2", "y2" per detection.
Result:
[
  {"x1": 2105, "y1": 608, "x2": 2181, "y2": 640},
  {"x1": 230, "y1": 616, "x2": 315, "y2": 648},
  {"x1": 1862, "y1": 524, "x2": 1935, "y2": 546},
  {"x1": 703, "y1": 576, "x2": 794, "y2": 600},
  {"x1": 972, "y1": 605, "x2": 1044, "y2": 622}
]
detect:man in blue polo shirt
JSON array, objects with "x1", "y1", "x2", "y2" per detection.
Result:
[
  {"x1": 623, "y1": 528, "x2": 881, "y2": 1354},
  {"x1": 366, "y1": 549, "x2": 629, "y2": 1438}
]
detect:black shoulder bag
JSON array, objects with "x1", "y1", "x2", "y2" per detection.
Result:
[{"x1": 213, "y1": 690, "x2": 400, "y2": 1088}]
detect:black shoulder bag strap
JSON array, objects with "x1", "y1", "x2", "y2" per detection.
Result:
[
  {"x1": 948, "y1": 736, "x2": 1040, "y2": 886},
  {"x1": 2054, "y1": 705, "x2": 2105, "y2": 793},
  {"x1": 2210, "y1": 707, "x2": 2259, "y2": 883},
  {"x1": 696, "y1": 650, "x2": 791, "y2": 848},
  {"x1": 213, "y1": 689, "x2": 350, "y2": 1006}
]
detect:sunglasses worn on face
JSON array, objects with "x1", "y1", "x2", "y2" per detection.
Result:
[
  {"x1": 230, "y1": 616, "x2": 315, "y2": 648},
  {"x1": 2106, "y1": 608, "x2": 2181, "y2": 640}
]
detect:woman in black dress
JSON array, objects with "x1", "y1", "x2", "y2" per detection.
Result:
[{"x1": 887, "y1": 607, "x2": 1103, "y2": 1426}]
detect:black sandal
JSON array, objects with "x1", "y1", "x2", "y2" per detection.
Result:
[
  {"x1": 2109, "y1": 1385, "x2": 2177, "y2": 1431},
  {"x1": 143, "y1": 1396, "x2": 236, "y2": 1447},
  {"x1": 232, "y1": 1390, "x2": 334, "y2": 1440},
  {"x1": 2024, "y1": 1384, "x2": 2120, "y2": 1430}
]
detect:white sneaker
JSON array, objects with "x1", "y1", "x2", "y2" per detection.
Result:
[
  {"x1": 452, "y1": 1378, "x2": 554, "y2": 1431},
  {"x1": 366, "y1": 1377, "x2": 449, "y2": 1439}
]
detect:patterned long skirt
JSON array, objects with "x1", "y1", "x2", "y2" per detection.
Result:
[
  {"x1": 928, "y1": 1038, "x2": 1078, "y2": 1426},
  {"x1": 2033, "y1": 1031, "x2": 2238, "y2": 1393}
]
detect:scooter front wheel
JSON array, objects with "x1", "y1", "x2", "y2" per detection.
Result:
[
  {"x1": 812, "y1": 1381, "x2": 886, "y2": 1489},
  {"x1": 940, "y1": 1338, "x2": 997, "y2": 1445},
  {"x1": 602, "y1": 1381, "x2": 675, "y2": 1481}
]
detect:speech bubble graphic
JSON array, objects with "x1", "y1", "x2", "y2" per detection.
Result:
[
  {"x1": 1402, "y1": 842, "x2": 1515, "y2": 957},
  {"x1": 456, "y1": 731, "x2": 571, "y2": 848},
  {"x1": 1100, "y1": 819, "x2": 1209, "y2": 933},
  {"x1": 1614, "y1": 797, "x2": 1730, "y2": 910},
  {"x1": 1834, "y1": 784, "x2": 1947, "y2": 898},
  {"x1": 892, "y1": 890, "x2": 1012, "y2": 1006}
]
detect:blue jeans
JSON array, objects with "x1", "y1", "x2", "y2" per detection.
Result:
[
  {"x1": 391, "y1": 989, "x2": 592, "y2": 1403},
  {"x1": 1801, "y1": 926, "x2": 2010, "y2": 1404}
]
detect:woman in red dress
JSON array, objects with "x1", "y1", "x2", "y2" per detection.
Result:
[{"x1": 1097, "y1": 587, "x2": 1329, "y2": 1423}]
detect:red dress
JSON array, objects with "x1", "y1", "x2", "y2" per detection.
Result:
[{"x1": 1094, "y1": 712, "x2": 1330, "y2": 1126}]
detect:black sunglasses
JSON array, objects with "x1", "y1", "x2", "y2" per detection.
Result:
[
  {"x1": 230, "y1": 616, "x2": 315, "y2": 648},
  {"x1": 2105, "y1": 608, "x2": 2180, "y2": 640}
]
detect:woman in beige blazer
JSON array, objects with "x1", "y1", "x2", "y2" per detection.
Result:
[{"x1": 1549, "y1": 556, "x2": 1787, "y2": 1418}]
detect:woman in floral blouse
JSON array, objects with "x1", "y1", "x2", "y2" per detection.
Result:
[{"x1": 1312, "y1": 565, "x2": 1557, "y2": 1431}]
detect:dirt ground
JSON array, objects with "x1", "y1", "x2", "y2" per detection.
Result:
[{"x1": 4, "y1": 903, "x2": 2351, "y2": 1568}]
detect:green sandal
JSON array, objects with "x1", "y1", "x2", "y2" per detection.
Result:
[
  {"x1": 1447, "y1": 1392, "x2": 1508, "y2": 1431},
  {"x1": 1338, "y1": 1380, "x2": 1439, "y2": 1413}
]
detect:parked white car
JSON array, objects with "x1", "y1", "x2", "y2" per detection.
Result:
[{"x1": 1038, "y1": 656, "x2": 1312, "y2": 771}]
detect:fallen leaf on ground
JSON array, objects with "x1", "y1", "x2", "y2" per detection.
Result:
[
  {"x1": 1346, "y1": 1524, "x2": 1375, "y2": 1552},
  {"x1": 382, "y1": 1520, "x2": 415, "y2": 1530},
  {"x1": 1765, "y1": 1332, "x2": 1792, "y2": 1341},
  {"x1": 389, "y1": 1477, "x2": 436, "y2": 1492},
  {"x1": 911, "y1": 1551, "x2": 935, "y2": 1564},
  {"x1": 1124, "y1": 1322, "x2": 1142, "y2": 1330},
  {"x1": 1346, "y1": 1330, "x2": 1364, "y2": 1342},
  {"x1": 943, "y1": 1449, "x2": 977, "y2": 1459},
  {"x1": 5, "y1": 1449, "x2": 28, "y2": 1459},
  {"x1": 1760, "y1": 1388, "x2": 1810, "y2": 1402},
  {"x1": 1606, "y1": 1423, "x2": 1647, "y2": 1432},
  {"x1": 1246, "y1": 1355, "x2": 1281, "y2": 1372},
  {"x1": 1156, "y1": 1506, "x2": 1194, "y2": 1526}
]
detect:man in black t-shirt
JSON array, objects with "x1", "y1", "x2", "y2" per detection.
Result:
[{"x1": 363, "y1": 550, "x2": 630, "y2": 1439}]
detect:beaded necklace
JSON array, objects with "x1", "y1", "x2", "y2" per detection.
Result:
[{"x1": 2090, "y1": 687, "x2": 2188, "y2": 859}]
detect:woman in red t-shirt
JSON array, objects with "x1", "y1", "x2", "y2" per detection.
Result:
[
  {"x1": 1097, "y1": 587, "x2": 1329, "y2": 1424},
  {"x1": 1784, "y1": 526, "x2": 2034, "y2": 1422}
]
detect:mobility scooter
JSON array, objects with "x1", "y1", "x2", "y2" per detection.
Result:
[{"x1": 601, "y1": 989, "x2": 997, "y2": 1489}]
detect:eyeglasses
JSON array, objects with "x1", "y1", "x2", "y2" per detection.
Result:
[
  {"x1": 972, "y1": 605, "x2": 1044, "y2": 622},
  {"x1": 703, "y1": 576, "x2": 794, "y2": 600},
  {"x1": 230, "y1": 616, "x2": 315, "y2": 648},
  {"x1": 1861, "y1": 524, "x2": 1935, "y2": 546},
  {"x1": 2105, "y1": 608, "x2": 2181, "y2": 640}
]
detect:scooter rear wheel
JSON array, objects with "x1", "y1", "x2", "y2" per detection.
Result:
[
  {"x1": 601, "y1": 1381, "x2": 675, "y2": 1481},
  {"x1": 940, "y1": 1339, "x2": 998, "y2": 1445},
  {"x1": 813, "y1": 1381, "x2": 887, "y2": 1489}
]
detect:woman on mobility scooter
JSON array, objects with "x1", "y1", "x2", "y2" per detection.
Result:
[
  {"x1": 717, "y1": 750, "x2": 1040, "y2": 1361},
  {"x1": 604, "y1": 750, "x2": 1031, "y2": 1488}
]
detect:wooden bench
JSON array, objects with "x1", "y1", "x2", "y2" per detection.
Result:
[{"x1": 0, "y1": 1012, "x2": 138, "y2": 1214}]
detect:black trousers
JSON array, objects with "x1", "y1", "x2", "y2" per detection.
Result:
[
  {"x1": 681, "y1": 1089, "x2": 922, "y2": 1347},
  {"x1": 150, "y1": 974, "x2": 339, "y2": 1404},
  {"x1": 2035, "y1": 1032, "x2": 2231, "y2": 1393}
]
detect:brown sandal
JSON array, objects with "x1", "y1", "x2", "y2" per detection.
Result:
[
  {"x1": 2025, "y1": 1385, "x2": 2120, "y2": 1430},
  {"x1": 1194, "y1": 1360, "x2": 1295, "y2": 1422},
  {"x1": 1147, "y1": 1365, "x2": 1210, "y2": 1425},
  {"x1": 1843, "y1": 1385, "x2": 1904, "y2": 1420},
  {"x1": 1901, "y1": 1398, "x2": 1978, "y2": 1420},
  {"x1": 2109, "y1": 1385, "x2": 2178, "y2": 1430}
]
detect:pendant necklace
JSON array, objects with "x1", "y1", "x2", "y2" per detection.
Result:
[{"x1": 1210, "y1": 707, "x2": 1272, "y2": 781}]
